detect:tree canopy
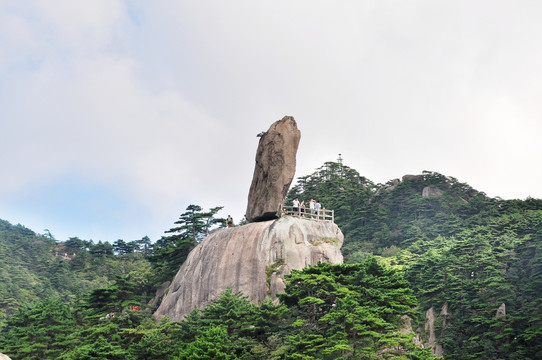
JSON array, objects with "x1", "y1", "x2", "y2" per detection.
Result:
[{"x1": 2, "y1": 160, "x2": 542, "y2": 359}]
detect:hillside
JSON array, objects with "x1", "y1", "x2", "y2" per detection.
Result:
[
  {"x1": 0, "y1": 213, "x2": 436, "y2": 359},
  {"x1": 287, "y1": 162, "x2": 542, "y2": 260},
  {"x1": 0, "y1": 219, "x2": 151, "y2": 327},
  {"x1": 287, "y1": 161, "x2": 542, "y2": 359},
  {"x1": 1, "y1": 161, "x2": 541, "y2": 359},
  {"x1": 155, "y1": 216, "x2": 344, "y2": 321}
]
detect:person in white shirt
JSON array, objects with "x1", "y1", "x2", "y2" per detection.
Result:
[{"x1": 292, "y1": 198, "x2": 300, "y2": 215}]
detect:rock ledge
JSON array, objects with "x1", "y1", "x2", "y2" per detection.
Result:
[{"x1": 155, "y1": 216, "x2": 343, "y2": 321}]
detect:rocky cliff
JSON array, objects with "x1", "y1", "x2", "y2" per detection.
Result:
[
  {"x1": 245, "y1": 116, "x2": 301, "y2": 222},
  {"x1": 154, "y1": 216, "x2": 343, "y2": 321}
]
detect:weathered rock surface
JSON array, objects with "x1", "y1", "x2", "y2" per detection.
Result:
[
  {"x1": 402, "y1": 174, "x2": 423, "y2": 182},
  {"x1": 154, "y1": 216, "x2": 343, "y2": 321},
  {"x1": 0, "y1": 353, "x2": 13, "y2": 360},
  {"x1": 422, "y1": 186, "x2": 443, "y2": 197},
  {"x1": 246, "y1": 116, "x2": 301, "y2": 222},
  {"x1": 148, "y1": 281, "x2": 170, "y2": 309},
  {"x1": 496, "y1": 302, "x2": 506, "y2": 318},
  {"x1": 399, "y1": 315, "x2": 424, "y2": 348},
  {"x1": 376, "y1": 179, "x2": 401, "y2": 195},
  {"x1": 424, "y1": 305, "x2": 445, "y2": 357}
]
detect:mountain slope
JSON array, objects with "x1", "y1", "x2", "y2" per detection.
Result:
[
  {"x1": 287, "y1": 161, "x2": 542, "y2": 358},
  {"x1": 0, "y1": 219, "x2": 149, "y2": 327}
]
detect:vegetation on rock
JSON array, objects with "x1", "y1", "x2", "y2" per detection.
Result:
[
  {"x1": 0, "y1": 261, "x2": 436, "y2": 359},
  {"x1": 1, "y1": 160, "x2": 541, "y2": 359},
  {"x1": 287, "y1": 161, "x2": 542, "y2": 359}
]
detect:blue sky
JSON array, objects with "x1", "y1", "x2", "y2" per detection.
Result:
[{"x1": 1, "y1": 1, "x2": 542, "y2": 243}]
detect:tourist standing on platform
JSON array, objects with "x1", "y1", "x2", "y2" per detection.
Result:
[
  {"x1": 315, "y1": 200, "x2": 321, "y2": 220},
  {"x1": 309, "y1": 199, "x2": 315, "y2": 218},
  {"x1": 292, "y1": 198, "x2": 300, "y2": 215}
]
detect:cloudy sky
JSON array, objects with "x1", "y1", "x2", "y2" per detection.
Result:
[{"x1": 1, "y1": 1, "x2": 541, "y2": 243}]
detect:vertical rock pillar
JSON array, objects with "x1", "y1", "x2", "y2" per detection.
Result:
[{"x1": 245, "y1": 116, "x2": 301, "y2": 223}]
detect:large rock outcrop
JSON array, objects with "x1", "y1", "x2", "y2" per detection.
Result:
[
  {"x1": 245, "y1": 116, "x2": 301, "y2": 222},
  {"x1": 422, "y1": 186, "x2": 443, "y2": 197},
  {"x1": 154, "y1": 216, "x2": 343, "y2": 321}
]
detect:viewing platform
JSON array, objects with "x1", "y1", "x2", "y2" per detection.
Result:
[{"x1": 280, "y1": 205, "x2": 335, "y2": 223}]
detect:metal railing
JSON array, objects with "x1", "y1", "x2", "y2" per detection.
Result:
[{"x1": 280, "y1": 205, "x2": 334, "y2": 223}]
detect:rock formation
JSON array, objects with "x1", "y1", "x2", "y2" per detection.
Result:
[
  {"x1": 245, "y1": 116, "x2": 301, "y2": 222},
  {"x1": 496, "y1": 302, "x2": 506, "y2": 318},
  {"x1": 148, "y1": 281, "x2": 170, "y2": 309},
  {"x1": 402, "y1": 174, "x2": 423, "y2": 182},
  {"x1": 422, "y1": 186, "x2": 443, "y2": 197},
  {"x1": 375, "y1": 179, "x2": 400, "y2": 195},
  {"x1": 0, "y1": 354, "x2": 12, "y2": 360},
  {"x1": 424, "y1": 306, "x2": 444, "y2": 357},
  {"x1": 154, "y1": 216, "x2": 343, "y2": 321}
]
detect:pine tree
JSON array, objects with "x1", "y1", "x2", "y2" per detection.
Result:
[
  {"x1": 279, "y1": 259, "x2": 432, "y2": 359},
  {"x1": 148, "y1": 204, "x2": 225, "y2": 283},
  {"x1": 0, "y1": 298, "x2": 77, "y2": 359}
]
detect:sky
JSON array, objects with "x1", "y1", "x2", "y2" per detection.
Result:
[{"x1": 1, "y1": 1, "x2": 541, "y2": 243}]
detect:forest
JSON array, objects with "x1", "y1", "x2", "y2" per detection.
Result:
[{"x1": 1, "y1": 161, "x2": 541, "y2": 359}]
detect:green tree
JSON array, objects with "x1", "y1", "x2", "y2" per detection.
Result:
[
  {"x1": 59, "y1": 335, "x2": 133, "y2": 360},
  {"x1": 404, "y1": 210, "x2": 542, "y2": 359},
  {"x1": 89, "y1": 240, "x2": 114, "y2": 256},
  {"x1": 0, "y1": 298, "x2": 77, "y2": 359},
  {"x1": 178, "y1": 326, "x2": 236, "y2": 360},
  {"x1": 149, "y1": 204, "x2": 225, "y2": 283},
  {"x1": 135, "y1": 236, "x2": 152, "y2": 256},
  {"x1": 130, "y1": 328, "x2": 179, "y2": 360},
  {"x1": 279, "y1": 259, "x2": 432, "y2": 359},
  {"x1": 64, "y1": 237, "x2": 88, "y2": 251},
  {"x1": 166, "y1": 204, "x2": 225, "y2": 245},
  {"x1": 113, "y1": 239, "x2": 130, "y2": 254}
]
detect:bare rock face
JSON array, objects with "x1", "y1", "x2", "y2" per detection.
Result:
[
  {"x1": 402, "y1": 174, "x2": 423, "y2": 182},
  {"x1": 424, "y1": 306, "x2": 445, "y2": 357},
  {"x1": 376, "y1": 179, "x2": 401, "y2": 195},
  {"x1": 246, "y1": 116, "x2": 301, "y2": 222},
  {"x1": 496, "y1": 302, "x2": 506, "y2": 318},
  {"x1": 422, "y1": 186, "x2": 443, "y2": 197},
  {"x1": 154, "y1": 216, "x2": 343, "y2": 321},
  {"x1": 0, "y1": 354, "x2": 13, "y2": 360},
  {"x1": 148, "y1": 281, "x2": 170, "y2": 309}
]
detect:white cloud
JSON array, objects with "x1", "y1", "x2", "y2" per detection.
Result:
[{"x1": 2, "y1": 0, "x2": 542, "y2": 240}]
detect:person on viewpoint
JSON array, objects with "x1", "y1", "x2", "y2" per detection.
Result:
[
  {"x1": 309, "y1": 199, "x2": 315, "y2": 218},
  {"x1": 315, "y1": 200, "x2": 321, "y2": 220},
  {"x1": 227, "y1": 215, "x2": 234, "y2": 227},
  {"x1": 292, "y1": 198, "x2": 300, "y2": 216}
]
